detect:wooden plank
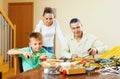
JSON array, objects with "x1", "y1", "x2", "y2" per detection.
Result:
[
  {"x1": 2, "y1": 68, "x2": 15, "y2": 79},
  {"x1": 0, "y1": 62, "x2": 9, "y2": 73},
  {"x1": 0, "y1": 55, "x2": 3, "y2": 65}
]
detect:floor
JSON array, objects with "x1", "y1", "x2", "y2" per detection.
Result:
[{"x1": 2, "y1": 68, "x2": 15, "y2": 79}]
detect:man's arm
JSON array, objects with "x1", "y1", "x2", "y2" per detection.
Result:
[
  {"x1": 60, "y1": 37, "x2": 73, "y2": 59},
  {"x1": 93, "y1": 39, "x2": 109, "y2": 54}
]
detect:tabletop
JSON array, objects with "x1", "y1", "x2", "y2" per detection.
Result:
[{"x1": 7, "y1": 67, "x2": 120, "y2": 79}]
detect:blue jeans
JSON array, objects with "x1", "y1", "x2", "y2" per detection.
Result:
[{"x1": 42, "y1": 46, "x2": 54, "y2": 53}]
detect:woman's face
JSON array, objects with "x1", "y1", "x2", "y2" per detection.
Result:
[{"x1": 43, "y1": 13, "x2": 54, "y2": 26}]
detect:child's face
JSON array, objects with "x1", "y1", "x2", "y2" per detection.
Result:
[{"x1": 29, "y1": 38, "x2": 42, "y2": 53}]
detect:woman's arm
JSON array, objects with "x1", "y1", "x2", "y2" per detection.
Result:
[{"x1": 55, "y1": 20, "x2": 65, "y2": 45}]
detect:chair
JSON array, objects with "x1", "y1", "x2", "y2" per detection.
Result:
[
  {"x1": 14, "y1": 56, "x2": 23, "y2": 74},
  {"x1": 0, "y1": 72, "x2": 2, "y2": 79},
  {"x1": 18, "y1": 57, "x2": 23, "y2": 73}
]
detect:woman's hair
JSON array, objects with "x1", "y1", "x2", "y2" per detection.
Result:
[
  {"x1": 43, "y1": 7, "x2": 54, "y2": 16},
  {"x1": 29, "y1": 32, "x2": 42, "y2": 41},
  {"x1": 69, "y1": 18, "x2": 82, "y2": 26}
]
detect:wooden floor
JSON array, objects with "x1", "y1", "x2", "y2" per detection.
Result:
[{"x1": 2, "y1": 68, "x2": 15, "y2": 79}]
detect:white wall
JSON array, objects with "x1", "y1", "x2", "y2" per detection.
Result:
[
  {"x1": 3, "y1": 0, "x2": 120, "y2": 58},
  {"x1": 36, "y1": 0, "x2": 120, "y2": 58},
  {"x1": 0, "y1": 0, "x2": 3, "y2": 8}
]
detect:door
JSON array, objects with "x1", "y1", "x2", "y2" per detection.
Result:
[{"x1": 8, "y1": 2, "x2": 33, "y2": 48}]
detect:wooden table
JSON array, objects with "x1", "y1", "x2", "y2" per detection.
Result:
[{"x1": 7, "y1": 67, "x2": 120, "y2": 79}]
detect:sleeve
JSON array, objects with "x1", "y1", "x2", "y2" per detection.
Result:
[
  {"x1": 92, "y1": 37, "x2": 109, "y2": 54},
  {"x1": 18, "y1": 47, "x2": 30, "y2": 58},
  {"x1": 34, "y1": 20, "x2": 42, "y2": 32},
  {"x1": 55, "y1": 20, "x2": 65, "y2": 46},
  {"x1": 42, "y1": 48, "x2": 54, "y2": 58},
  {"x1": 60, "y1": 37, "x2": 72, "y2": 58}
]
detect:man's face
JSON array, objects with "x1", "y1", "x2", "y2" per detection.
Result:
[
  {"x1": 70, "y1": 22, "x2": 83, "y2": 37},
  {"x1": 43, "y1": 13, "x2": 54, "y2": 26},
  {"x1": 29, "y1": 38, "x2": 42, "y2": 53}
]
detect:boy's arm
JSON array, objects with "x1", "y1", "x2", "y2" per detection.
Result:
[{"x1": 7, "y1": 49, "x2": 32, "y2": 58}]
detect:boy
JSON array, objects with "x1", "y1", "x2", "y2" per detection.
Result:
[{"x1": 8, "y1": 32, "x2": 55, "y2": 71}]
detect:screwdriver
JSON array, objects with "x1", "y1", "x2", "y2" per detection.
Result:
[{"x1": 83, "y1": 48, "x2": 92, "y2": 58}]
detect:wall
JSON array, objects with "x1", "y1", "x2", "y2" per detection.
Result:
[
  {"x1": 0, "y1": 0, "x2": 3, "y2": 8},
  {"x1": 3, "y1": 0, "x2": 120, "y2": 58},
  {"x1": 36, "y1": 0, "x2": 120, "y2": 58}
]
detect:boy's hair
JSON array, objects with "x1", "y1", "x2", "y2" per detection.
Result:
[{"x1": 29, "y1": 32, "x2": 42, "y2": 40}]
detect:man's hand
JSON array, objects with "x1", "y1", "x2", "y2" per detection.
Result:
[
  {"x1": 71, "y1": 54, "x2": 78, "y2": 60},
  {"x1": 89, "y1": 48, "x2": 98, "y2": 56}
]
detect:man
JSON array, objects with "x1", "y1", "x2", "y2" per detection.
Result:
[{"x1": 61, "y1": 18, "x2": 108, "y2": 60}]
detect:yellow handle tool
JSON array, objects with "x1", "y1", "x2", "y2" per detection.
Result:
[{"x1": 100, "y1": 46, "x2": 120, "y2": 58}]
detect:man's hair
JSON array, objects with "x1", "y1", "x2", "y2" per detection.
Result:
[
  {"x1": 29, "y1": 32, "x2": 42, "y2": 40},
  {"x1": 43, "y1": 7, "x2": 54, "y2": 16},
  {"x1": 69, "y1": 18, "x2": 82, "y2": 26}
]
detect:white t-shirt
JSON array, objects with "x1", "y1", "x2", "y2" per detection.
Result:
[{"x1": 34, "y1": 19, "x2": 64, "y2": 47}]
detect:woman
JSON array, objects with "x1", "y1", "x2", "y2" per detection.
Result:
[{"x1": 34, "y1": 7, "x2": 64, "y2": 53}]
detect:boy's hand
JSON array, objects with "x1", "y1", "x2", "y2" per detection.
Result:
[
  {"x1": 50, "y1": 56, "x2": 56, "y2": 59},
  {"x1": 22, "y1": 52, "x2": 32, "y2": 58},
  {"x1": 40, "y1": 54, "x2": 47, "y2": 61},
  {"x1": 40, "y1": 54, "x2": 47, "y2": 58}
]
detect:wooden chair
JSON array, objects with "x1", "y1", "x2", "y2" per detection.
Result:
[
  {"x1": 0, "y1": 72, "x2": 2, "y2": 79},
  {"x1": 14, "y1": 56, "x2": 23, "y2": 74},
  {"x1": 18, "y1": 57, "x2": 23, "y2": 73}
]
